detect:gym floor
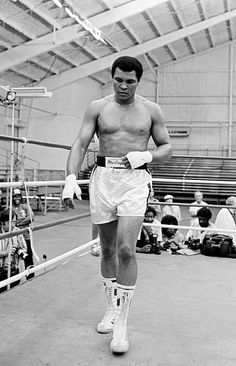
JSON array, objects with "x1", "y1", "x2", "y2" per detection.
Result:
[{"x1": 1, "y1": 201, "x2": 236, "y2": 366}]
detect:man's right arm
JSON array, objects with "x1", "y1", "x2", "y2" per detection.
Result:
[{"x1": 63, "y1": 100, "x2": 100, "y2": 208}]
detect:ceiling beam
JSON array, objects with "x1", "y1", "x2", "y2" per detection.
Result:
[
  {"x1": 145, "y1": 10, "x2": 177, "y2": 61},
  {"x1": 170, "y1": 0, "x2": 196, "y2": 54},
  {"x1": 17, "y1": 0, "x2": 100, "y2": 60},
  {"x1": 161, "y1": 38, "x2": 236, "y2": 68},
  {"x1": 224, "y1": 0, "x2": 233, "y2": 41},
  {"x1": 121, "y1": 19, "x2": 157, "y2": 81},
  {"x1": 16, "y1": 0, "x2": 60, "y2": 30},
  {"x1": 0, "y1": 0, "x2": 161, "y2": 73},
  {"x1": 0, "y1": 6, "x2": 81, "y2": 75},
  {"x1": 42, "y1": 8, "x2": 236, "y2": 90},
  {"x1": 101, "y1": 0, "x2": 157, "y2": 78},
  {"x1": 196, "y1": 0, "x2": 214, "y2": 47},
  {"x1": 0, "y1": 12, "x2": 32, "y2": 41}
]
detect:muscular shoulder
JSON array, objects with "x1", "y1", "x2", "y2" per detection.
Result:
[
  {"x1": 87, "y1": 95, "x2": 114, "y2": 115},
  {"x1": 137, "y1": 95, "x2": 164, "y2": 121}
]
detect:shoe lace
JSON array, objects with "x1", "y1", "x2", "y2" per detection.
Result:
[
  {"x1": 101, "y1": 306, "x2": 115, "y2": 325},
  {"x1": 100, "y1": 285, "x2": 116, "y2": 325},
  {"x1": 106, "y1": 286, "x2": 114, "y2": 308}
]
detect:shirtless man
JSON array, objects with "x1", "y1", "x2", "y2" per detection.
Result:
[{"x1": 62, "y1": 56, "x2": 171, "y2": 354}]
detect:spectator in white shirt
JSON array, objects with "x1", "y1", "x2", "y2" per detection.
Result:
[
  {"x1": 162, "y1": 194, "x2": 181, "y2": 223},
  {"x1": 214, "y1": 196, "x2": 236, "y2": 246},
  {"x1": 189, "y1": 191, "x2": 208, "y2": 225}
]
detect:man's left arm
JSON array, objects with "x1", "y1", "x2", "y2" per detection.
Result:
[
  {"x1": 124, "y1": 103, "x2": 171, "y2": 169},
  {"x1": 149, "y1": 103, "x2": 172, "y2": 163}
]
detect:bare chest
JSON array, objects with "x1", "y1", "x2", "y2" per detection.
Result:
[{"x1": 97, "y1": 103, "x2": 152, "y2": 135}]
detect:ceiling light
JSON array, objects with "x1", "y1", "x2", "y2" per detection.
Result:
[
  {"x1": 64, "y1": 6, "x2": 74, "y2": 18},
  {"x1": 52, "y1": 0, "x2": 63, "y2": 8},
  {"x1": 0, "y1": 86, "x2": 52, "y2": 100},
  {"x1": 6, "y1": 91, "x2": 16, "y2": 102},
  {"x1": 11, "y1": 87, "x2": 52, "y2": 98},
  {"x1": 63, "y1": 2, "x2": 107, "y2": 45}
]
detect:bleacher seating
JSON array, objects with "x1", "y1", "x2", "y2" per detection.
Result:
[
  {"x1": 149, "y1": 156, "x2": 236, "y2": 203},
  {"x1": 79, "y1": 155, "x2": 236, "y2": 204}
]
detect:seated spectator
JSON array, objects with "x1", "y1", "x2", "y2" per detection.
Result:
[
  {"x1": 0, "y1": 189, "x2": 2, "y2": 213},
  {"x1": 160, "y1": 215, "x2": 184, "y2": 253},
  {"x1": 162, "y1": 195, "x2": 181, "y2": 222},
  {"x1": 148, "y1": 189, "x2": 161, "y2": 219},
  {"x1": 186, "y1": 207, "x2": 216, "y2": 243},
  {"x1": 12, "y1": 188, "x2": 35, "y2": 279},
  {"x1": 214, "y1": 196, "x2": 236, "y2": 246},
  {"x1": 0, "y1": 208, "x2": 28, "y2": 289},
  {"x1": 136, "y1": 206, "x2": 162, "y2": 254},
  {"x1": 189, "y1": 191, "x2": 208, "y2": 225}
]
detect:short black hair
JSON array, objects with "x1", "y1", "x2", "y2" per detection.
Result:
[
  {"x1": 161, "y1": 215, "x2": 178, "y2": 226},
  {"x1": 0, "y1": 208, "x2": 16, "y2": 223},
  {"x1": 161, "y1": 215, "x2": 178, "y2": 236},
  {"x1": 197, "y1": 207, "x2": 212, "y2": 220},
  {"x1": 111, "y1": 56, "x2": 143, "y2": 81},
  {"x1": 145, "y1": 206, "x2": 157, "y2": 217}
]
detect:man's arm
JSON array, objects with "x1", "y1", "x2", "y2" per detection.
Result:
[
  {"x1": 149, "y1": 103, "x2": 172, "y2": 163},
  {"x1": 123, "y1": 102, "x2": 171, "y2": 169},
  {"x1": 63, "y1": 100, "x2": 100, "y2": 208},
  {"x1": 66, "y1": 101, "x2": 100, "y2": 175}
]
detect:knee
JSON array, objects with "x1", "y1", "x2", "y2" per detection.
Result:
[
  {"x1": 101, "y1": 244, "x2": 116, "y2": 260},
  {"x1": 118, "y1": 244, "x2": 135, "y2": 264}
]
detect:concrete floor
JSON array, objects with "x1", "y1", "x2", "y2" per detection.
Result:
[{"x1": 1, "y1": 201, "x2": 236, "y2": 366}]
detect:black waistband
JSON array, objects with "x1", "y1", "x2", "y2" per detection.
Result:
[{"x1": 96, "y1": 156, "x2": 147, "y2": 170}]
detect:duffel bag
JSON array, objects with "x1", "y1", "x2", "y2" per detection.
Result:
[{"x1": 201, "y1": 234, "x2": 233, "y2": 257}]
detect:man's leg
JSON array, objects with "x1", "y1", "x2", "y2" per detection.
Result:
[
  {"x1": 96, "y1": 220, "x2": 118, "y2": 333},
  {"x1": 91, "y1": 223, "x2": 100, "y2": 256},
  {"x1": 98, "y1": 220, "x2": 118, "y2": 278},
  {"x1": 111, "y1": 216, "x2": 143, "y2": 354},
  {"x1": 92, "y1": 223, "x2": 99, "y2": 240},
  {"x1": 116, "y1": 216, "x2": 143, "y2": 285}
]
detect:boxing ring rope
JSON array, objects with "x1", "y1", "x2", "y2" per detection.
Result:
[
  {"x1": 144, "y1": 223, "x2": 236, "y2": 234},
  {"x1": 0, "y1": 180, "x2": 89, "y2": 189},
  {"x1": 0, "y1": 238, "x2": 99, "y2": 290},
  {"x1": 0, "y1": 212, "x2": 91, "y2": 240},
  {"x1": 2, "y1": 134, "x2": 236, "y2": 158},
  {"x1": 0, "y1": 178, "x2": 235, "y2": 212},
  {"x1": 0, "y1": 178, "x2": 235, "y2": 188},
  {"x1": 0, "y1": 211, "x2": 99, "y2": 289},
  {"x1": 0, "y1": 134, "x2": 71, "y2": 151}
]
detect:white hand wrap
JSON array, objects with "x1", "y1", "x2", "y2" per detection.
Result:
[
  {"x1": 126, "y1": 151, "x2": 153, "y2": 169},
  {"x1": 62, "y1": 174, "x2": 82, "y2": 201}
]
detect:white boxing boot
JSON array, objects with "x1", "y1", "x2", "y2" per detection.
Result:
[
  {"x1": 110, "y1": 284, "x2": 135, "y2": 354},
  {"x1": 96, "y1": 277, "x2": 117, "y2": 334}
]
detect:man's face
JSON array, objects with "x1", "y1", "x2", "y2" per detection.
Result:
[
  {"x1": 229, "y1": 198, "x2": 236, "y2": 215},
  {"x1": 113, "y1": 68, "x2": 138, "y2": 103},
  {"x1": 166, "y1": 228, "x2": 177, "y2": 237},
  {"x1": 13, "y1": 195, "x2": 21, "y2": 205},
  {"x1": 195, "y1": 192, "x2": 203, "y2": 203},
  {"x1": 144, "y1": 212, "x2": 155, "y2": 223},
  {"x1": 198, "y1": 216, "x2": 209, "y2": 227}
]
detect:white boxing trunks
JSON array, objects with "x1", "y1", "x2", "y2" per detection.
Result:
[{"x1": 89, "y1": 164, "x2": 152, "y2": 225}]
